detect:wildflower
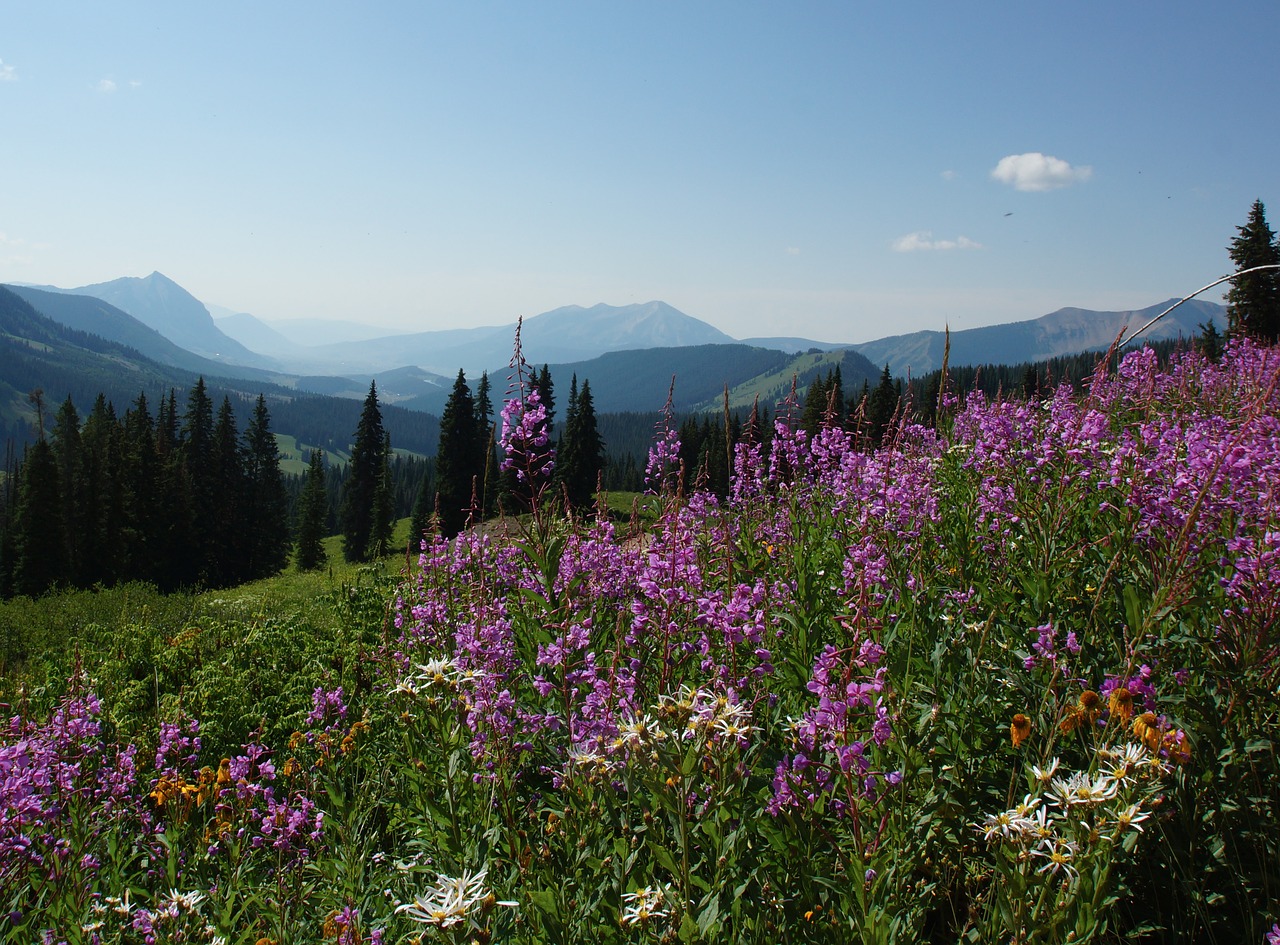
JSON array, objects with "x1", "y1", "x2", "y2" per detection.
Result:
[
  {"x1": 1047, "y1": 771, "x2": 1118, "y2": 808},
  {"x1": 1031, "y1": 757, "x2": 1061, "y2": 786},
  {"x1": 1099, "y1": 742, "x2": 1150, "y2": 785},
  {"x1": 1111, "y1": 803, "x2": 1151, "y2": 834},
  {"x1": 1078, "y1": 689, "x2": 1103, "y2": 722},
  {"x1": 395, "y1": 869, "x2": 514, "y2": 928},
  {"x1": 1266, "y1": 922, "x2": 1280, "y2": 945},
  {"x1": 1131, "y1": 712, "x2": 1162, "y2": 750},
  {"x1": 1162, "y1": 728, "x2": 1191, "y2": 764},
  {"x1": 620, "y1": 886, "x2": 669, "y2": 926},
  {"x1": 1031, "y1": 838, "x2": 1080, "y2": 879},
  {"x1": 1109, "y1": 688, "x2": 1134, "y2": 724},
  {"x1": 1010, "y1": 713, "x2": 1031, "y2": 748}
]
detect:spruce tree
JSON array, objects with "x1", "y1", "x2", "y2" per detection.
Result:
[
  {"x1": 50, "y1": 398, "x2": 84, "y2": 583},
  {"x1": 474, "y1": 371, "x2": 497, "y2": 515},
  {"x1": 409, "y1": 463, "x2": 436, "y2": 550},
  {"x1": 435, "y1": 370, "x2": 479, "y2": 538},
  {"x1": 1226, "y1": 199, "x2": 1280, "y2": 342},
  {"x1": 12, "y1": 439, "x2": 69, "y2": 597},
  {"x1": 80, "y1": 394, "x2": 124, "y2": 587},
  {"x1": 296, "y1": 450, "x2": 330, "y2": 572},
  {"x1": 866, "y1": 365, "x2": 899, "y2": 448},
  {"x1": 242, "y1": 395, "x2": 290, "y2": 579},
  {"x1": 209, "y1": 396, "x2": 245, "y2": 585},
  {"x1": 557, "y1": 377, "x2": 604, "y2": 509},
  {"x1": 339, "y1": 382, "x2": 390, "y2": 562},
  {"x1": 369, "y1": 433, "x2": 395, "y2": 557}
]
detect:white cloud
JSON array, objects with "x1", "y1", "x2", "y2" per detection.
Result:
[
  {"x1": 97, "y1": 78, "x2": 117, "y2": 93},
  {"x1": 0, "y1": 60, "x2": 15, "y2": 81},
  {"x1": 991, "y1": 152, "x2": 1092, "y2": 191},
  {"x1": 941, "y1": 169, "x2": 958, "y2": 181},
  {"x1": 785, "y1": 246, "x2": 801, "y2": 256},
  {"x1": 891, "y1": 231, "x2": 983, "y2": 252}
]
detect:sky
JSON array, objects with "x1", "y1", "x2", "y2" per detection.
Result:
[{"x1": 2, "y1": 2, "x2": 1278, "y2": 345}]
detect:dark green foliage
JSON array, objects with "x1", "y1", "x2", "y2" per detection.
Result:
[
  {"x1": 1226, "y1": 199, "x2": 1280, "y2": 342},
  {"x1": 295, "y1": 450, "x2": 330, "y2": 572},
  {"x1": 408, "y1": 465, "x2": 436, "y2": 551},
  {"x1": 339, "y1": 382, "x2": 392, "y2": 563},
  {"x1": 242, "y1": 395, "x2": 290, "y2": 579},
  {"x1": 1198, "y1": 320, "x2": 1223, "y2": 361},
  {"x1": 555, "y1": 376, "x2": 605, "y2": 509},
  {"x1": 864, "y1": 364, "x2": 899, "y2": 447},
  {"x1": 435, "y1": 371, "x2": 481, "y2": 538},
  {"x1": 11, "y1": 439, "x2": 69, "y2": 597}
]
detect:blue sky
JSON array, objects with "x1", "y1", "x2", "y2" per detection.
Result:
[{"x1": 2, "y1": 2, "x2": 1277, "y2": 343}]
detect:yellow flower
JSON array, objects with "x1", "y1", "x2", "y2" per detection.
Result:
[
  {"x1": 1108, "y1": 688, "x2": 1134, "y2": 724},
  {"x1": 1078, "y1": 690, "x2": 1103, "y2": 722},
  {"x1": 1010, "y1": 714, "x2": 1032, "y2": 748},
  {"x1": 1131, "y1": 712, "x2": 1161, "y2": 750}
]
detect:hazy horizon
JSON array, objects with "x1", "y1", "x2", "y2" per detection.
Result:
[{"x1": 2, "y1": 2, "x2": 1276, "y2": 344}]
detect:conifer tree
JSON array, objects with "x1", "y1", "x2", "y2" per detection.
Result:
[
  {"x1": 474, "y1": 371, "x2": 497, "y2": 515},
  {"x1": 12, "y1": 439, "x2": 69, "y2": 597},
  {"x1": 556, "y1": 377, "x2": 604, "y2": 509},
  {"x1": 369, "y1": 432, "x2": 395, "y2": 557},
  {"x1": 242, "y1": 394, "x2": 290, "y2": 579},
  {"x1": 209, "y1": 396, "x2": 245, "y2": 585},
  {"x1": 866, "y1": 365, "x2": 899, "y2": 448},
  {"x1": 80, "y1": 394, "x2": 125, "y2": 587},
  {"x1": 409, "y1": 463, "x2": 436, "y2": 550},
  {"x1": 296, "y1": 450, "x2": 330, "y2": 571},
  {"x1": 339, "y1": 382, "x2": 390, "y2": 562},
  {"x1": 435, "y1": 370, "x2": 480, "y2": 538},
  {"x1": 1226, "y1": 199, "x2": 1280, "y2": 342},
  {"x1": 50, "y1": 398, "x2": 84, "y2": 582}
]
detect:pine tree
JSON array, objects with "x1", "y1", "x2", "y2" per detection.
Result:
[
  {"x1": 435, "y1": 371, "x2": 480, "y2": 538},
  {"x1": 473, "y1": 371, "x2": 498, "y2": 516},
  {"x1": 50, "y1": 398, "x2": 84, "y2": 583},
  {"x1": 182, "y1": 378, "x2": 217, "y2": 581},
  {"x1": 369, "y1": 433, "x2": 395, "y2": 557},
  {"x1": 209, "y1": 396, "x2": 245, "y2": 585},
  {"x1": 865, "y1": 365, "x2": 899, "y2": 448},
  {"x1": 79, "y1": 394, "x2": 124, "y2": 587},
  {"x1": 556, "y1": 377, "x2": 604, "y2": 509},
  {"x1": 409, "y1": 463, "x2": 436, "y2": 550},
  {"x1": 242, "y1": 395, "x2": 290, "y2": 579},
  {"x1": 296, "y1": 450, "x2": 330, "y2": 572},
  {"x1": 339, "y1": 382, "x2": 390, "y2": 562},
  {"x1": 1226, "y1": 199, "x2": 1280, "y2": 342},
  {"x1": 12, "y1": 439, "x2": 69, "y2": 597}
]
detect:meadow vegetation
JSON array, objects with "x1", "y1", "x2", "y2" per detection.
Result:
[{"x1": 2, "y1": 339, "x2": 1279, "y2": 944}]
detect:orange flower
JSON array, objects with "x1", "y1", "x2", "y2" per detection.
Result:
[
  {"x1": 1078, "y1": 690, "x2": 1103, "y2": 722},
  {"x1": 1108, "y1": 688, "x2": 1134, "y2": 724},
  {"x1": 1058, "y1": 706, "x2": 1082, "y2": 735},
  {"x1": 1010, "y1": 714, "x2": 1032, "y2": 748},
  {"x1": 1131, "y1": 712, "x2": 1161, "y2": 750}
]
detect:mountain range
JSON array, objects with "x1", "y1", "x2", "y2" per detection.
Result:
[{"x1": 1, "y1": 271, "x2": 1226, "y2": 435}]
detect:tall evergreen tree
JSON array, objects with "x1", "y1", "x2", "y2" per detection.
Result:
[
  {"x1": 242, "y1": 395, "x2": 290, "y2": 580},
  {"x1": 474, "y1": 371, "x2": 497, "y2": 515},
  {"x1": 865, "y1": 365, "x2": 899, "y2": 448},
  {"x1": 1226, "y1": 199, "x2": 1280, "y2": 342},
  {"x1": 50, "y1": 398, "x2": 84, "y2": 582},
  {"x1": 209, "y1": 396, "x2": 245, "y2": 585},
  {"x1": 369, "y1": 433, "x2": 395, "y2": 557},
  {"x1": 339, "y1": 382, "x2": 391, "y2": 562},
  {"x1": 435, "y1": 371, "x2": 480, "y2": 538},
  {"x1": 409, "y1": 463, "x2": 436, "y2": 550},
  {"x1": 556, "y1": 377, "x2": 604, "y2": 509},
  {"x1": 11, "y1": 439, "x2": 69, "y2": 597},
  {"x1": 79, "y1": 394, "x2": 125, "y2": 587},
  {"x1": 296, "y1": 450, "x2": 330, "y2": 572},
  {"x1": 181, "y1": 378, "x2": 217, "y2": 581}
]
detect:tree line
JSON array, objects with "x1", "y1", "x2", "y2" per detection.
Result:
[{"x1": 0, "y1": 380, "x2": 291, "y2": 598}]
